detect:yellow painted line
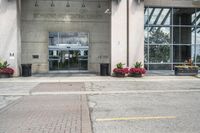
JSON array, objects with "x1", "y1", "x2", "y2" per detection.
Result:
[{"x1": 96, "y1": 116, "x2": 176, "y2": 122}]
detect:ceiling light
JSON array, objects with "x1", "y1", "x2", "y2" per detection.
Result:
[
  {"x1": 51, "y1": 0, "x2": 55, "y2": 7},
  {"x1": 97, "y1": 0, "x2": 101, "y2": 8},
  {"x1": 82, "y1": 0, "x2": 86, "y2": 8},
  {"x1": 66, "y1": 0, "x2": 70, "y2": 7},
  {"x1": 35, "y1": 0, "x2": 39, "y2": 7}
]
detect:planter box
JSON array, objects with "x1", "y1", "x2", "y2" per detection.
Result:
[
  {"x1": 174, "y1": 66, "x2": 198, "y2": 76},
  {"x1": 114, "y1": 72, "x2": 125, "y2": 77},
  {"x1": 0, "y1": 73, "x2": 11, "y2": 78},
  {"x1": 129, "y1": 73, "x2": 142, "y2": 77}
]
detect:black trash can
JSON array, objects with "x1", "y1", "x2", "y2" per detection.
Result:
[
  {"x1": 21, "y1": 64, "x2": 32, "y2": 77},
  {"x1": 100, "y1": 63, "x2": 109, "y2": 76}
]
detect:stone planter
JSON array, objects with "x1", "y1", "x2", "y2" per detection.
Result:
[
  {"x1": 129, "y1": 73, "x2": 142, "y2": 77},
  {"x1": 174, "y1": 66, "x2": 198, "y2": 76},
  {"x1": 114, "y1": 72, "x2": 125, "y2": 77},
  {"x1": 0, "y1": 73, "x2": 11, "y2": 78}
]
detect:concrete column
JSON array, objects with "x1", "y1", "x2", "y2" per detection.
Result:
[
  {"x1": 128, "y1": 0, "x2": 144, "y2": 67},
  {"x1": 0, "y1": 0, "x2": 21, "y2": 76},
  {"x1": 111, "y1": 0, "x2": 127, "y2": 73}
]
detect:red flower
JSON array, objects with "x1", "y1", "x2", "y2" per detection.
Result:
[
  {"x1": 129, "y1": 68, "x2": 146, "y2": 74},
  {"x1": 0, "y1": 67, "x2": 14, "y2": 75},
  {"x1": 113, "y1": 68, "x2": 129, "y2": 74}
]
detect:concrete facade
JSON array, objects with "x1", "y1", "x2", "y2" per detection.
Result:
[
  {"x1": 1, "y1": 0, "x2": 200, "y2": 76},
  {"x1": 21, "y1": 0, "x2": 110, "y2": 73},
  {"x1": 0, "y1": 0, "x2": 21, "y2": 76}
]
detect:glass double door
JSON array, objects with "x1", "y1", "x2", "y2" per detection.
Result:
[{"x1": 49, "y1": 49, "x2": 88, "y2": 71}]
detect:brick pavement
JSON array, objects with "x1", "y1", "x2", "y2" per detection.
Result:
[
  {"x1": 0, "y1": 82, "x2": 92, "y2": 133},
  {"x1": 31, "y1": 82, "x2": 84, "y2": 92}
]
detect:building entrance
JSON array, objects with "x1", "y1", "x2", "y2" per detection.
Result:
[
  {"x1": 49, "y1": 49, "x2": 88, "y2": 71},
  {"x1": 48, "y1": 32, "x2": 89, "y2": 71}
]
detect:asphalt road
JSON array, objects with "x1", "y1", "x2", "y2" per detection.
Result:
[{"x1": 87, "y1": 81, "x2": 200, "y2": 133}]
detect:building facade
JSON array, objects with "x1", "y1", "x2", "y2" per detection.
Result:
[{"x1": 0, "y1": 0, "x2": 200, "y2": 76}]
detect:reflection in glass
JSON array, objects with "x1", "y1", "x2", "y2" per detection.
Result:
[
  {"x1": 144, "y1": 7, "x2": 200, "y2": 70},
  {"x1": 173, "y1": 27, "x2": 195, "y2": 44},
  {"x1": 144, "y1": 8, "x2": 148, "y2": 24},
  {"x1": 149, "y1": 45, "x2": 170, "y2": 63},
  {"x1": 49, "y1": 32, "x2": 58, "y2": 46},
  {"x1": 195, "y1": 27, "x2": 200, "y2": 44},
  {"x1": 196, "y1": 9, "x2": 200, "y2": 26},
  {"x1": 173, "y1": 45, "x2": 191, "y2": 62},
  {"x1": 144, "y1": 45, "x2": 148, "y2": 63},
  {"x1": 173, "y1": 8, "x2": 195, "y2": 25},
  {"x1": 49, "y1": 32, "x2": 89, "y2": 46},
  {"x1": 149, "y1": 64, "x2": 171, "y2": 70},
  {"x1": 148, "y1": 8, "x2": 171, "y2": 25},
  {"x1": 49, "y1": 60, "x2": 59, "y2": 70},
  {"x1": 149, "y1": 27, "x2": 171, "y2": 44},
  {"x1": 144, "y1": 27, "x2": 149, "y2": 44},
  {"x1": 196, "y1": 45, "x2": 200, "y2": 62}
]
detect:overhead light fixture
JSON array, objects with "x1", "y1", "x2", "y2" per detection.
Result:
[
  {"x1": 82, "y1": 0, "x2": 86, "y2": 8},
  {"x1": 97, "y1": 0, "x2": 101, "y2": 8},
  {"x1": 51, "y1": 0, "x2": 55, "y2": 7},
  {"x1": 35, "y1": 0, "x2": 39, "y2": 7},
  {"x1": 66, "y1": 0, "x2": 70, "y2": 7}
]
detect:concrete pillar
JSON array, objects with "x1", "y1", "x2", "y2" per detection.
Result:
[
  {"x1": 128, "y1": 0, "x2": 144, "y2": 67},
  {"x1": 0, "y1": 0, "x2": 21, "y2": 76},
  {"x1": 111, "y1": 0, "x2": 127, "y2": 73}
]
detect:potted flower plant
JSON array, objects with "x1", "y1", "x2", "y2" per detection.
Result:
[
  {"x1": 0, "y1": 60, "x2": 14, "y2": 78},
  {"x1": 174, "y1": 59, "x2": 199, "y2": 76},
  {"x1": 113, "y1": 62, "x2": 128, "y2": 77},
  {"x1": 129, "y1": 61, "x2": 146, "y2": 77}
]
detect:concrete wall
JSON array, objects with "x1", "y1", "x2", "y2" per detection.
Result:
[
  {"x1": 144, "y1": 0, "x2": 200, "y2": 7},
  {"x1": 111, "y1": 0, "x2": 127, "y2": 71},
  {"x1": 0, "y1": 0, "x2": 21, "y2": 76},
  {"x1": 21, "y1": 0, "x2": 110, "y2": 73},
  {"x1": 128, "y1": 0, "x2": 144, "y2": 67}
]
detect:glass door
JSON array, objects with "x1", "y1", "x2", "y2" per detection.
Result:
[
  {"x1": 48, "y1": 32, "x2": 89, "y2": 71},
  {"x1": 49, "y1": 49, "x2": 88, "y2": 71}
]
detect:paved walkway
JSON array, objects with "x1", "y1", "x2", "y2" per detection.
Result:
[
  {"x1": 0, "y1": 75, "x2": 199, "y2": 83},
  {"x1": 0, "y1": 83, "x2": 92, "y2": 133}
]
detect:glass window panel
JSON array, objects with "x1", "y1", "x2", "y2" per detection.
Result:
[
  {"x1": 149, "y1": 8, "x2": 161, "y2": 25},
  {"x1": 144, "y1": 45, "x2": 148, "y2": 63},
  {"x1": 173, "y1": 27, "x2": 195, "y2": 44},
  {"x1": 149, "y1": 64, "x2": 171, "y2": 70},
  {"x1": 49, "y1": 32, "x2": 58, "y2": 46},
  {"x1": 191, "y1": 45, "x2": 195, "y2": 63},
  {"x1": 144, "y1": 26, "x2": 149, "y2": 44},
  {"x1": 173, "y1": 8, "x2": 195, "y2": 25},
  {"x1": 144, "y1": 64, "x2": 148, "y2": 70},
  {"x1": 149, "y1": 27, "x2": 171, "y2": 44},
  {"x1": 149, "y1": 8, "x2": 171, "y2": 25},
  {"x1": 196, "y1": 27, "x2": 200, "y2": 44},
  {"x1": 173, "y1": 45, "x2": 191, "y2": 62},
  {"x1": 149, "y1": 45, "x2": 170, "y2": 63},
  {"x1": 49, "y1": 60, "x2": 59, "y2": 70},
  {"x1": 145, "y1": 7, "x2": 149, "y2": 25},
  {"x1": 196, "y1": 45, "x2": 200, "y2": 63},
  {"x1": 196, "y1": 9, "x2": 200, "y2": 26}
]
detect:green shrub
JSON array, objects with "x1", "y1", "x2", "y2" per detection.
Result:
[
  {"x1": 0, "y1": 61, "x2": 9, "y2": 69},
  {"x1": 134, "y1": 61, "x2": 142, "y2": 68},
  {"x1": 116, "y1": 62, "x2": 124, "y2": 69}
]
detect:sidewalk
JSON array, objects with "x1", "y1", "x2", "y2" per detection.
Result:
[
  {"x1": 0, "y1": 75, "x2": 199, "y2": 83},
  {"x1": 0, "y1": 82, "x2": 92, "y2": 133}
]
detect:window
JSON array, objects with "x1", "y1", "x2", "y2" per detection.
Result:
[{"x1": 145, "y1": 7, "x2": 199, "y2": 70}]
